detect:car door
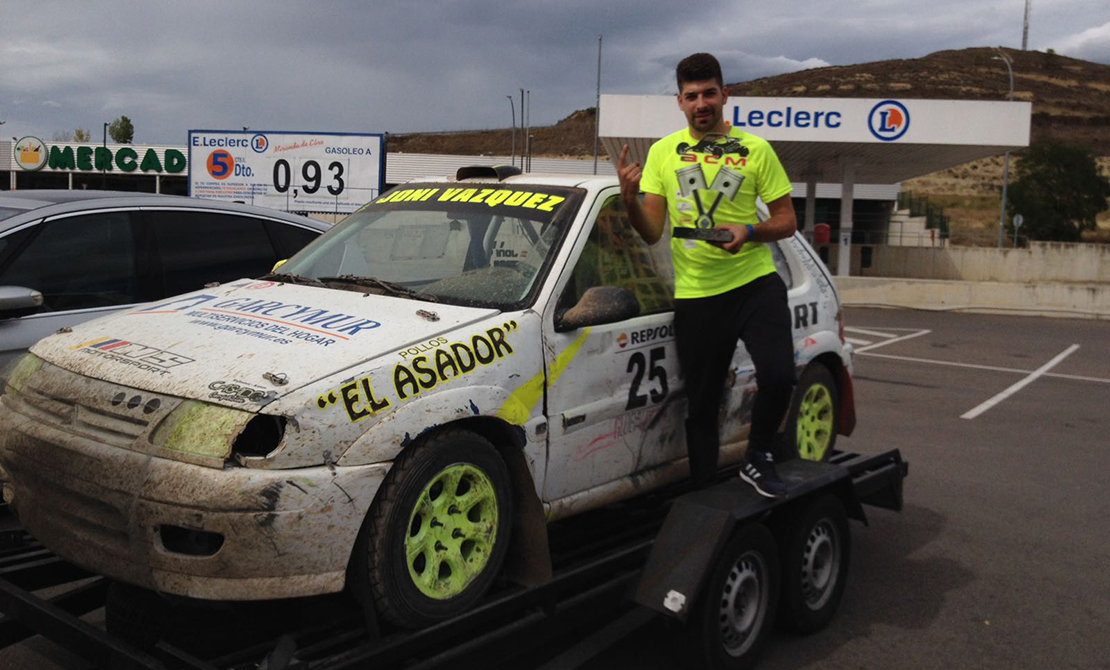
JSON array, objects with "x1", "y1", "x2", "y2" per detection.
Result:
[
  {"x1": 541, "y1": 190, "x2": 684, "y2": 502},
  {"x1": 0, "y1": 210, "x2": 144, "y2": 374}
]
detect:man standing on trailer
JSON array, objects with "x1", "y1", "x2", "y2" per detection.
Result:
[{"x1": 617, "y1": 52, "x2": 797, "y2": 497}]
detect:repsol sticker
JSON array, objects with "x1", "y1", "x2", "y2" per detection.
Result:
[
  {"x1": 616, "y1": 324, "x2": 675, "y2": 350},
  {"x1": 316, "y1": 321, "x2": 519, "y2": 422}
]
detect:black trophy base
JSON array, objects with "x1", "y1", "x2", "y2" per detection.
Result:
[{"x1": 673, "y1": 226, "x2": 734, "y2": 242}]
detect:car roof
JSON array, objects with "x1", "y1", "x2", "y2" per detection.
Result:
[
  {"x1": 0, "y1": 190, "x2": 331, "y2": 233},
  {"x1": 416, "y1": 173, "x2": 618, "y2": 190}
]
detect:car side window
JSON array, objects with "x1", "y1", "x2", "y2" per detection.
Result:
[
  {"x1": 0, "y1": 212, "x2": 138, "y2": 312},
  {"x1": 265, "y1": 220, "x2": 322, "y2": 258},
  {"x1": 769, "y1": 240, "x2": 795, "y2": 288},
  {"x1": 560, "y1": 195, "x2": 675, "y2": 316},
  {"x1": 149, "y1": 211, "x2": 279, "y2": 296}
]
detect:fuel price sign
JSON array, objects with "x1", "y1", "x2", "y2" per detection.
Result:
[{"x1": 188, "y1": 130, "x2": 385, "y2": 214}]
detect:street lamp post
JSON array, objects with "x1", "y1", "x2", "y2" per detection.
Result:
[
  {"x1": 1022, "y1": 0, "x2": 1032, "y2": 50},
  {"x1": 506, "y1": 95, "x2": 516, "y2": 167},
  {"x1": 993, "y1": 49, "x2": 1014, "y2": 249}
]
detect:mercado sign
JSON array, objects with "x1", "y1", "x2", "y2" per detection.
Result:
[
  {"x1": 187, "y1": 130, "x2": 386, "y2": 214},
  {"x1": 12, "y1": 136, "x2": 186, "y2": 175}
]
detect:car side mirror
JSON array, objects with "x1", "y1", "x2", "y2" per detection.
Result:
[
  {"x1": 0, "y1": 286, "x2": 44, "y2": 319},
  {"x1": 555, "y1": 286, "x2": 640, "y2": 332}
]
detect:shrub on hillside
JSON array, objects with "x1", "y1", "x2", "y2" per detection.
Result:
[{"x1": 1008, "y1": 141, "x2": 1110, "y2": 242}]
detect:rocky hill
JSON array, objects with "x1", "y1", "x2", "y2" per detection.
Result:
[
  {"x1": 390, "y1": 47, "x2": 1110, "y2": 158},
  {"x1": 729, "y1": 47, "x2": 1110, "y2": 154},
  {"x1": 388, "y1": 108, "x2": 597, "y2": 159}
]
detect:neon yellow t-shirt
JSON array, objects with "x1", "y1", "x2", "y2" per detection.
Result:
[{"x1": 640, "y1": 126, "x2": 792, "y2": 299}]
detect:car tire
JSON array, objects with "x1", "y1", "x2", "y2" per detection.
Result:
[
  {"x1": 776, "y1": 494, "x2": 850, "y2": 634},
  {"x1": 686, "y1": 523, "x2": 780, "y2": 670},
  {"x1": 353, "y1": 428, "x2": 513, "y2": 629},
  {"x1": 784, "y1": 364, "x2": 839, "y2": 461}
]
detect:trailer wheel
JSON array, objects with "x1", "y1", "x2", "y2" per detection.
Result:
[
  {"x1": 777, "y1": 494, "x2": 850, "y2": 633},
  {"x1": 785, "y1": 364, "x2": 838, "y2": 461},
  {"x1": 687, "y1": 523, "x2": 780, "y2": 670},
  {"x1": 353, "y1": 428, "x2": 513, "y2": 629}
]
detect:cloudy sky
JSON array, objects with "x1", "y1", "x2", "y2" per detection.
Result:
[{"x1": 2, "y1": 0, "x2": 1107, "y2": 146}]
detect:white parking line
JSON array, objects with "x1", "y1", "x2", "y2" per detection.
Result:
[
  {"x1": 960, "y1": 344, "x2": 1081, "y2": 420},
  {"x1": 858, "y1": 351, "x2": 1110, "y2": 385},
  {"x1": 843, "y1": 327, "x2": 897, "y2": 339},
  {"x1": 853, "y1": 329, "x2": 931, "y2": 354},
  {"x1": 845, "y1": 337, "x2": 872, "y2": 346}
]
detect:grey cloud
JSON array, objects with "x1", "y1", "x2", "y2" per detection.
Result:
[
  {"x1": 1047, "y1": 21, "x2": 1110, "y2": 63},
  {"x1": 2, "y1": 0, "x2": 1107, "y2": 145}
]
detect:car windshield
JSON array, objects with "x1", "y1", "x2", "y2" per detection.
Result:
[{"x1": 277, "y1": 182, "x2": 585, "y2": 309}]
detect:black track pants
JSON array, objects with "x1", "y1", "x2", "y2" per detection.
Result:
[{"x1": 674, "y1": 273, "x2": 796, "y2": 485}]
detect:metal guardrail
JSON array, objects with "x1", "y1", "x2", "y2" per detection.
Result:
[{"x1": 897, "y1": 192, "x2": 951, "y2": 239}]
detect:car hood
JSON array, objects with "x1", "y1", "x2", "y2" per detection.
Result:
[{"x1": 29, "y1": 279, "x2": 498, "y2": 407}]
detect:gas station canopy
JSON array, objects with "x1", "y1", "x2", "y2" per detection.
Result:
[{"x1": 599, "y1": 94, "x2": 1031, "y2": 276}]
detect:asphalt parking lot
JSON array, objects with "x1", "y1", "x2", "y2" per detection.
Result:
[
  {"x1": 568, "y1": 307, "x2": 1110, "y2": 670},
  {"x1": 4, "y1": 307, "x2": 1109, "y2": 669}
]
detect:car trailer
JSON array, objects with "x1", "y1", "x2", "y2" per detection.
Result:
[{"x1": 0, "y1": 449, "x2": 906, "y2": 670}]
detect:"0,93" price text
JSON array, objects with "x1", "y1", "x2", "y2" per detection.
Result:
[{"x1": 273, "y1": 159, "x2": 345, "y2": 196}]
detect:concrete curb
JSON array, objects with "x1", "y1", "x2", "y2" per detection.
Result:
[{"x1": 834, "y1": 277, "x2": 1110, "y2": 320}]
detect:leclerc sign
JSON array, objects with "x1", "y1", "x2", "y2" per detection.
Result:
[
  {"x1": 731, "y1": 107, "x2": 843, "y2": 130},
  {"x1": 600, "y1": 95, "x2": 1031, "y2": 148},
  {"x1": 188, "y1": 130, "x2": 386, "y2": 214}
]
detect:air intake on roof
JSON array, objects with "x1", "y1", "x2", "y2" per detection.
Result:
[{"x1": 456, "y1": 165, "x2": 522, "y2": 181}]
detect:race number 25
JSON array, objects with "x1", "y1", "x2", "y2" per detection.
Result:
[
  {"x1": 626, "y1": 346, "x2": 668, "y2": 410},
  {"x1": 273, "y1": 159, "x2": 345, "y2": 196}
]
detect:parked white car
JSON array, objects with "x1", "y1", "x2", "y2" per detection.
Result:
[{"x1": 0, "y1": 167, "x2": 855, "y2": 628}]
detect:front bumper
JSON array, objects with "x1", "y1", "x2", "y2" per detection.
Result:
[{"x1": 0, "y1": 402, "x2": 388, "y2": 600}]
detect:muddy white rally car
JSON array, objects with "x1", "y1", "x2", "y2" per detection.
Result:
[{"x1": 0, "y1": 166, "x2": 854, "y2": 628}]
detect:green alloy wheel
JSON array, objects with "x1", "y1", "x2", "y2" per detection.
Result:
[
  {"x1": 405, "y1": 463, "x2": 500, "y2": 599},
  {"x1": 353, "y1": 428, "x2": 513, "y2": 629},
  {"x1": 786, "y1": 364, "x2": 839, "y2": 462}
]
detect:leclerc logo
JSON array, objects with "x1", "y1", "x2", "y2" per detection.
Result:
[
  {"x1": 868, "y1": 100, "x2": 910, "y2": 141},
  {"x1": 251, "y1": 133, "x2": 269, "y2": 153}
]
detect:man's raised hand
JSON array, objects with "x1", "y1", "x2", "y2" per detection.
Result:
[{"x1": 617, "y1": 145, "x2": 642, "y2": 203}]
